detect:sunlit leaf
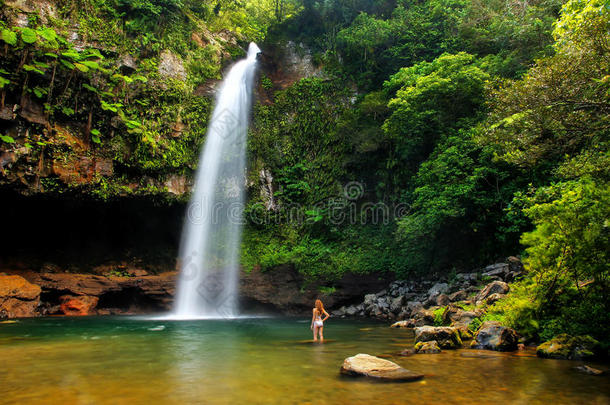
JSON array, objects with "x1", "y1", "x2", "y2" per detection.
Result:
[
  {"x1": 82, "y1": 83, "x2": 98, "y2": 93},
  {"x1": 20, "y1": 28, "x2": 37, "y2": 44},
  {"x1": 1, "y1": 29, "x2": 17, "y2": 46},
  {"x1": 80, "y1": 60, "x2": 100, "y2": 70},
  {"x1": 37, "y1": 27, "x2": 57, "y2": 42},
  {"x1": 59, "y1": 59, "x2": 75, "y2": 70},
  {"x1": 23, "y1": 64, "x2": 45, "y2": 75},
  {"x1": 74, "y1": 63, "x2": 89, "y2": 72},
  {"x1": 61, "y1": 50, "x2": 81, "y2": 60}
]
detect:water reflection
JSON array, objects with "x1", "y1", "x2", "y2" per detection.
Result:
[{"x1": 0, "y1": 317, "x2": 608, "y2": 405}]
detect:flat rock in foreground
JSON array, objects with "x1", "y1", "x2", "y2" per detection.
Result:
[{"x1": 340, "y1": 353, "x2": 424, "y2": 382}]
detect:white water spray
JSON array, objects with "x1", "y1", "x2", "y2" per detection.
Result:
[{"x1": 172, "y1": 43, "x2": 261, "y2": 319}]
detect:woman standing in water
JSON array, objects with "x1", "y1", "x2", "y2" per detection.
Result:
[{"x1": 310, "y1": 299, "x2": 330, "y2": 342}]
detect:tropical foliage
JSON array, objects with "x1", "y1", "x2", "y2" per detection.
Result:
[{"x1": 1, "y1": 0, "x2": 608, "y2": 343}]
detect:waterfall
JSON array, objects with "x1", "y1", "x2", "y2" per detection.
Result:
[{"x1": 172, "y1": 43, "x2": 261, "y2": 319}]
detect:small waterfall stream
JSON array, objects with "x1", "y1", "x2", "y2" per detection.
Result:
[{"x1": 172, "y1": 43, "x2": 261, "y2": 319}]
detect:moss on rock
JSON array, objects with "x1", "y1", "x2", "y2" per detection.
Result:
[{"x1": 536, "y1": 334, "x2": 600, "y2": 360}]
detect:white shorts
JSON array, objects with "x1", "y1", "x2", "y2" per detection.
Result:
[{"x1": 314, "y1": 320, "x2": 323, "y2": 328}]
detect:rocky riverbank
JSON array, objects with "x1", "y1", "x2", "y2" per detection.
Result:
[
  {"x1": 0, "y1": 262, "x2": 386, "y2": 318},
  {"x1": 332, "y1": 256, "x2": 604, "y2": 361},
  {"x1": 0, "y1": 256, "x2": 604, "y2": 363},
  {"x1": 0, "y1": 270, "x2": 176, "y2": 318},
  {"x1": 332, "y1": 256, "x2": 522, "y2": 322}
]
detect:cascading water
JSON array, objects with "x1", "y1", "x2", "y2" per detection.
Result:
[{"x1": 172, "y1": 43, "x2": 261, "y2": 319}]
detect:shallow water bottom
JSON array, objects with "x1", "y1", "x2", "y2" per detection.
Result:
[{"x1": 1, "y1": 317, "x2": 608, "y2": 405}]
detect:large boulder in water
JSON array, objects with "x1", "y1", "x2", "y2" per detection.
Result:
[
  {"x1": 394, "y1": 307, "x2": 435, "y2": 328},
  {"x1": 414, "y1": 326, "x2": 462, "y2": 349},
  {"x1": 340, "y1": 354, "x2": 424, "y2": 381},
  {"x1": 537, "y1": 334, "x2": 599, "y2": 360},
  {"x1": 470, "y1": 321, "x2": 518, "y2": 351},
  {"x1": 0, "y1": 275, "x2": 41, "y2": 318}
]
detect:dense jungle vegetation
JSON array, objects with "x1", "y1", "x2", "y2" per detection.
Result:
[{"x1": 0, "y1": 0, "x2": 608, "y2": 343}]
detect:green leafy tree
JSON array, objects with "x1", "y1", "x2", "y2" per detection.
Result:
[
  {"x1": 480, "y1": 0, "x2": 610, "y2": 343},
  {"x1": 382, "y1": 52, "x2": 490, "y2": 194},
  {"x1": 458, "y1": 0, "x2": 563, "y2": 77},
  {"x1": 482, "y1": 0, "x2": 610, "y2": 169},
  {"x1": 335, "y1": 0, "x2": 468, "y2": 88},
  {"x1": 396, "y1": 133, "x2": 521, "y2": 273},
  {"x1": 522, "y1": 178, "x2": 609, "y2": 302}
]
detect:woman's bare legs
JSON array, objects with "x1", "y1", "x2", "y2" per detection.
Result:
[
  {"x1": 318, "y1": 326, "x2": 324, "y2": 342},
  {"x1": 313, "y1": 324, "x2": 319, "y2": 341}
]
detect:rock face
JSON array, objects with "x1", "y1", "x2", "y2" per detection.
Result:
[
  {"x1": 536, "y1": 334, "x2": 599, "y2": 360},
  {"x1": 1, "y1": 257, "x2": 525, "y2": 318},
  {"x1": 52, "y1": 156, "x2": 113, "y2": 185},
  {"x1": 158, "y1": 50, "x2": 187, "y2": 81},
  {"x1": 259, "y1": 41, "x2": 324, "y2": 91},
  {"x1": 59, "y1": 295, "x2": 99, "y2": 316},
  {"x1": 259, "y1": 168, "x2": 278, "y2": 211},
  {"x1": 163, "y1": 174, "x2": 189, "y2": 195},
  {"x1": 239, "y1": 265, "x2": 386, "y2": 315},
  {"x1": 414, "y1": 340, "x2": 442, "y2": 354},
  {"x1": 34, "y1": 272, "x2": 176, "y2": 310},
  {"x1": 414, "y1": 326, "x2": 462, "y2": 349},
  {"x1": 340, "y1": 354, "x2": 424, "y2": 382},
  {"x1": 0, "y1": 275, "x2": 41, "y2": 317},
  {"x1": 471, "y1": 321, "x2": 518, "y2": 351},
  {"x1": 2, "y1": 271, "x2": 176, "y2": 318}
]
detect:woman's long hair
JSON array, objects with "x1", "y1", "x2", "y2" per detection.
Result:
[{"x1": 315, "y1": 299, "x2": 325, "y2": 317}]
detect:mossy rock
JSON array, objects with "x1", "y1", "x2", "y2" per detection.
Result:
[
  {"x1": 453, "y1": 324, "x2": 474, "y2": 341},
  {"x1": 414, "y1": 326, "x2": 462, "y2": 349},
  {"x1": 414, "y1": 340, "x2": 442, "y2": 354},
  {"x1": 536, "y1": 334, "x2": 600, "y2": 360}
]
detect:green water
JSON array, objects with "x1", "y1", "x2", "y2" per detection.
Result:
[{"x1": 1, "y1": 317, "x2": 608, "y2": 405}]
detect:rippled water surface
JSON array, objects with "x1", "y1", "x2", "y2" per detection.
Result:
[{"x1": 1, "y1": 317, "x2": 608, "y2": 404}]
